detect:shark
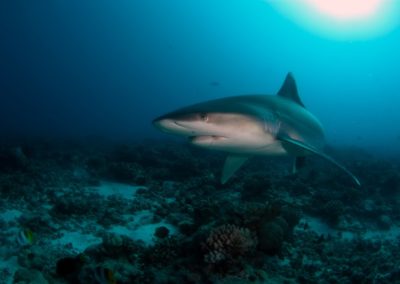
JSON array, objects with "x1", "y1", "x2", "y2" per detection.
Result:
[{"x1": 153, "y1": 73, "x2": 360, "y2": 186}]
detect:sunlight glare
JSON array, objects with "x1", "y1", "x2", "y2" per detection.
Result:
[
  {"x1": 267, "y1": 0, "x2": 400, "y2": 40},
  {"x1": 306, "y1": 0, "x2": 383, "y2": 21}
]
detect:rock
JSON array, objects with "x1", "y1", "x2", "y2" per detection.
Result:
[
  {"x1": 17, "y1": 247, "x2": 46, "y2": 270},
  {"x1": 258, "y1": 222, "x2": 284, "y2": 253},
  {"x1": 154, "y1": 226, "x2": 170, "y2": 239},
  {"x1": 13, "y1": 268, "x2": 48, "y2": 284},
  {"x1": 377, "y1": 215, "x2": 392, "y2": 230},
  {"x1": 178, "y1": 220, "x2": 197, "y2": 236}
]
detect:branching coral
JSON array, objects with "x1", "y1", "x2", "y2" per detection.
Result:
[
  {"x1": 203, "y1": 224, "x2": 257, "y2": 264},
  {"x1": 141, "y1": 237, "x2": 180, "y2": 267}
]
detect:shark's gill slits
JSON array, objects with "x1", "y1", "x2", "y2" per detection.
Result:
[{"x1": 263, "y1": 114, "x2": 282, "y2": 137}]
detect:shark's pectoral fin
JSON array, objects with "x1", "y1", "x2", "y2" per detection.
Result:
[
  {"x1": 279, "y1": 136, "x2": 361, "y2": 186},
  {"x1": 293, "y1": 157, "x2": 306, "y2": 174},
  {"x1": 221, "y1": 155, "x2": 250, "y2": 184}
]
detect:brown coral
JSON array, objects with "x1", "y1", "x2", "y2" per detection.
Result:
[{"x1": 204, "y1": 224, "x2": 257, "y2": 264}]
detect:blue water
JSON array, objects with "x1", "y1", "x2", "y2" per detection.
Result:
[{"x1": 1, "y1": 0, "x2": 399, "y2": 154}]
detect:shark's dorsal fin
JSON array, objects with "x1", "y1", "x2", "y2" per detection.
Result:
[
  {"x1": 277, "y1": 73, "x2": 305, "y2": 108},
  {"x1": 221, "y1": 155, "x2": 249, "y2": 184},
  {"x1": 278, "y1": 135, "x2": 361, "y2": 186}
]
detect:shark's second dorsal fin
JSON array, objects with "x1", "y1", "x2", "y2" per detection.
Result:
[
  {"x1": 277, "y1": 73, "x2": 305, "y2": 108},
  {"x1": 293, "y1": 156, "x2": 306, "y2": 174}
]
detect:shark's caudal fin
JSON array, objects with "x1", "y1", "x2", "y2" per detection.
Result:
[
  {"x1": 277, "y1": 73, "x2": 305, "y2": 108},
  {"x1": 279, "y1": 135, "x2": 361, "y2": 186},
  {"x1": 221, "y1": 155, "x2": 249, "y2": 184}
]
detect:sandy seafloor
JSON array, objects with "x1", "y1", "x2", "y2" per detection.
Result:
[{"x1": 1, "y1": 140, "x2": 400, "y2": 283}]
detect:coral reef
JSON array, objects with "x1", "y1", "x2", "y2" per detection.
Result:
[
  {"x1": 1, "y1": 140, "x2": 400, "y2": 283},
  {"x1": 203, "y1": 224, "x2": 257, "y2": 265}
]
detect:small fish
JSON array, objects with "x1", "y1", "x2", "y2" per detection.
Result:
[
  {"x1": 16, "y1": 229, "x2": 34, "y2": 246},
  {"x1": 94, "y1": 266, "x2": 117, "y2": 284},
  {"x1": 209, "y1": 81, "x2": 220, "y2": 87}
]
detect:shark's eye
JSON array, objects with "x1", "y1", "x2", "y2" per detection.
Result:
[{"x1": 199, "y1": 113, "x2": 208, "y2": 122}]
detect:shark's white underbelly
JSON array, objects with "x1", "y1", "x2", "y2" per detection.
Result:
[
  {"x1": 226, "y1": 141, "x2": 288, "y2": 156},
  {"x1": 256, "y1": 141, "x2": 288, "y2": 156}
]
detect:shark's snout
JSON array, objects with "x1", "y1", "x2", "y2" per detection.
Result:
[
  {"x1": 152, "y1": 117, "x2": 174, "y2": 132},
  {"x1": 152, "y1": 117, "x2": 164, "y2": 130},
  {"x1": 152, "y1": 116, "x2": 192, "y2": 136}
]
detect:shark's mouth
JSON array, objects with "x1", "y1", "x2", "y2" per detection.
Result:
[{"x1": 188, "y1": 135, "x2": 227, "y2": 143}]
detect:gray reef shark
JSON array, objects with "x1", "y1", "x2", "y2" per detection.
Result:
[{"x1": 153, "y1": 73, "x2": 360, "y2": 186}]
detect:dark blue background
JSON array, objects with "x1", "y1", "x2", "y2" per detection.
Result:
[{"x1": 1, "y1": 1, "x2": 399, "y2": 154}]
